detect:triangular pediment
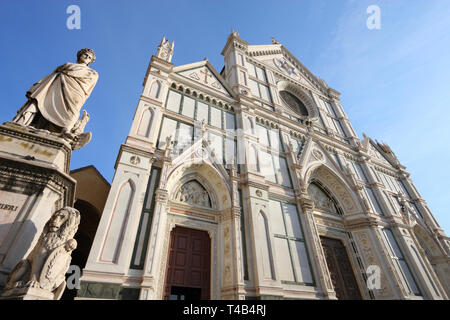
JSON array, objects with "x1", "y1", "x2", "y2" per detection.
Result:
[
  {"x1": 170, "y1": 134, "x2": 230, "y2": 180},
  {"x1": 296, "y1": 138, "x2": 342, "y2": 178},
  {"x1": 300, "y1": 140, "x2": 345, "y2": 179},
  {"x1": 246, "y1": 43, "x2": 332, "y2": 95},
  {"x1": 368, "y1": 141, "x2": 396, "y2": 168},
  {"x1": 175, "y1": 61, "x2": 234, "y2": 97}
]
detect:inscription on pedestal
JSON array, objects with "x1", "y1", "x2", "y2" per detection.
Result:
[
  {"x1": 0, "y1": 190, "x2": 27, "y2": 245},
  {"x1": 0, "y1": 204, "x2": 19, "y2": 212}
]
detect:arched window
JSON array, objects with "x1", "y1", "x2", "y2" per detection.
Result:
[
  {"x1": 137, "y1": 108, "x2": 153, "y2": 138},
  {"x1": 307, "y1": 181, "x2": 341, "y2": 215},
  {"x1": 101, "y1": 179, "x2": 135, "y2": 263},
  {"x1": 174, "y1": 180, "x2": 211, "y2": 208},
  {"x1": 149, "y1": 81, "x2": 161, "y2": 99}
]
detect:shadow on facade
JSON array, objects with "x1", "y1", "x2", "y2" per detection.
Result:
[{"x1": 61, "y1": 165, "x2": 110, "y2": 300}]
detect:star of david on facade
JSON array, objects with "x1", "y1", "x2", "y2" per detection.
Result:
[{"x1": 275, "y1": 58, "x2": 297, "y2": 77}]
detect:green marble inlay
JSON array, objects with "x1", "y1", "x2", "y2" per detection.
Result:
[{"x1": 78, "y1": 282, "x2": 139, "y2": 300}]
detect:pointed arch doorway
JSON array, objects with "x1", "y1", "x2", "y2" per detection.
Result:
[
  {"x1": 163, "y1": 226, "x2": 211, "y2": 300},
  {"x1": 320, "y1": 236, "x2": 362, "y2": 300},
  {"x1": 307, "y1": 180, "x2": 362, "y2": 300}
]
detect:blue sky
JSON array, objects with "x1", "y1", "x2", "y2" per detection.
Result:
[{"x1": 0, "y1": 0, "x2": 449, "y2": 234}]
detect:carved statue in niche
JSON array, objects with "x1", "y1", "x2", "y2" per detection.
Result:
[
  {"x1": 307, "y1": 182, "x2": 339, "y2": 214},
  {"x1": 1, "y1": 207, "x2": 80, "y2": 300},
  {"x1": 175, "y1": 180, "x2": 212, "y2": 208}
]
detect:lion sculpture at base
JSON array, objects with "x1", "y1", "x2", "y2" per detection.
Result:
[{"x1": 2, "y1": 207, "x2": 80, "y2": 300}]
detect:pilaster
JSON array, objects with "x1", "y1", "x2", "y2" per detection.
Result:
[{"x1": 296, "y1": 195, "x2": 336, "y2": 299}]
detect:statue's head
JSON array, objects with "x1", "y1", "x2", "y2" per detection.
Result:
[
  {"x1": 77, "y1": 48, "x2": 96, "y2": 66},
  {"x1": 49, "y1": 208, "x2": 69, "y2": 232},
  {"x1": 45, "y1": 207, "x2": 81, "y2": 240}
]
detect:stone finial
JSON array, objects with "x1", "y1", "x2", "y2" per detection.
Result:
[
  {"x1": 200, "y1": 119, "x2": 207, "y2": 139},
  {"x1": 397, "y1": 191, "x2": 407, "y2": 209},
  {"x1": 165, "y1": 135, "x2": 174, "y2": 150},
  {"x1": 345, "y1": 163, "x2": 359, "y2": 188},
  {"x1": 156, "y1": 36, "x2": 174, "y2": 62},
  {"x1": 229, "y1": 156, "x2": 237, "y2": 177},
  {"x1": 360, "y1": 133, "x2": 370, "y2": 151},
  {"x1": 288, "y1": 140, "x2": 294, "y2": 153},
  {"x1": 345, "y1": 163, "x2": 352, "y2": 175},
  {"x1": 1, "y1": 207, "x2": 80, "y2": 300}
]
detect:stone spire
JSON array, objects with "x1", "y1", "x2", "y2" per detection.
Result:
[{"x1": 156, "y1": 36, "x2": 174, "y2": 62}]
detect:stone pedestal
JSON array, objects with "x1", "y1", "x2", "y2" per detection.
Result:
[
  {"x1": 0, "y1": 122, "x2": 76, "y2": 288},
  {"x1": 0, "y1": 286, "x2": 55, "y2": 300}
]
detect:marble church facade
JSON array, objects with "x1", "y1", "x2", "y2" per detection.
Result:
[{"x1": 77, "y1": 33, "x2": 450, "y2": 300}]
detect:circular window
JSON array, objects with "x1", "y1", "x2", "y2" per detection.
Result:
[{"x1": 279, "y1": 90, "x2": 309, "y2": 117}]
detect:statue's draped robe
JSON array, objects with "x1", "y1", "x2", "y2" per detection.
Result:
[{"x1": 23, "y1": 62, "x2": 98, "y2": 130}]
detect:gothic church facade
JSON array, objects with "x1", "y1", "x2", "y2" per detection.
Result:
[{"x1": 77, "y1": 33, "x2": 450, "y2": 300}]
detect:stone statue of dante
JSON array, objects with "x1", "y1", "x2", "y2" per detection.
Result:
[{"x1": 12, "y1": 48, "x2": 98, "y2": 134}]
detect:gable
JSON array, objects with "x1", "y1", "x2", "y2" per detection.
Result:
[
  {"x1": 169, "y1": 135, "x2": 231, "y2": 181},
  {"x1": 247, "y1": 42, "x2": 330, "y2": 95},
  {"x1": 368, "y1": 142, "x2": 394, "y2": 167},
  {"x1": 177, "y1": 64, "x2": 232, "y2": 96},
  {"x1": 249, "y1": 56, "x2": 323, "y2": 95}
]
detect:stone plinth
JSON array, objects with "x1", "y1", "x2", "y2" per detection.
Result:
[
  {"x1": 0, "y1": 122, "x2": 71, "y2": 173},
  {"x1": 0, "y1": 123, "x2": 76, "y2": 288},
  {"x1": 0, "y1": 285, "x2": 55, "y2": 300}
]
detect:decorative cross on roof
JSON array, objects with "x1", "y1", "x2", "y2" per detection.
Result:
[{"x1": 200, "y1": 68, "x2": 213, "y2": 84}]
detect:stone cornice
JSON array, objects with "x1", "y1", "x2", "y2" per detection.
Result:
[
  {"x1": 169, "y1": 202, "x2": 220, "y2": 218},
  {"x1": 372, "y1": 163, "x2": 402, "y2": 178},
  {"x1": 149, "y1": 55, "x2": 173, "y2": 72},
  {"x1": 139, "y1": 95, "x2": 163, "y2": 107},
  {"x1": 0, "y1": 157, "x2": 76, "y2": 206},
  {"x1": 1, "y1": 123, "x2": 72, "y2": 173},
  {"x1": 246, "y1": 179, "x2": 270, "y2": 192},
  {"x1": 168, "y1": 75, "x2": 236, "y2": 104},
  {"x1": 235, "y1": 93, "x2": 255, "y2": 107},
  {"x1": 146, "y1": 69, "x2": 169, "y2": 82},
  {"x1": 115, "y1": 144, "x2": 154, "y2": 170},
  {"x1": 343, "y1": 215, "x2": 381, "y2": 230},
  {"x1": 327, "y1": 88, "x2": 341, "y2": 100},
  {"x1": 172, "y1": 59, "x2": 238, "y2": 100},
  {"x1": 1, "y1": 123, "x2": 71, "y2": 150}
]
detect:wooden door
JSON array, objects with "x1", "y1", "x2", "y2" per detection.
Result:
[
  {"x1": 163, "y1": 226, "x2": 211, "y2": 300},
  {"x1": 320, "y1": 236, "x2": 362, "y2": 300}
]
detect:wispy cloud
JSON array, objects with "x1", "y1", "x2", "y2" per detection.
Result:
[{"x1": 313, "y1": 0, "x2": 450, "y2": 233}]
